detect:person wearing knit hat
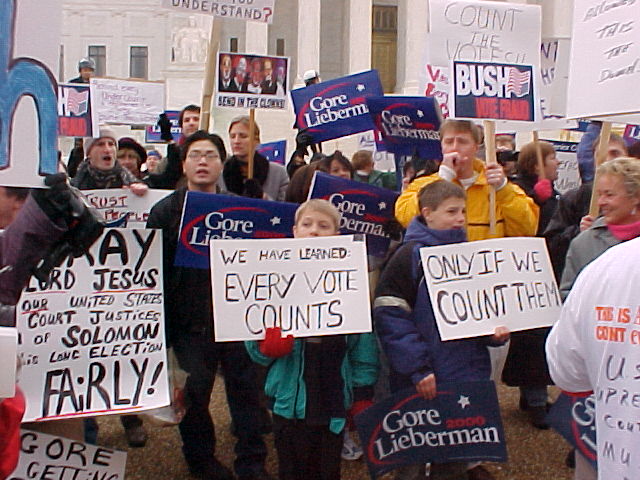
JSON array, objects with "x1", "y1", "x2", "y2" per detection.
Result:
[
  {"x1": 146, "y1": 150, "x2": 162, "y2": 174},
  {"x1": 71, "y1": 128, "x2": 147, "y2": 196},
  {"x1": 117, "y1": 137, "x2": 147, "y2": 180}
]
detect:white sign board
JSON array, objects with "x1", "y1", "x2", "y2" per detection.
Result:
[
  {"x1": 17, "y1": 229, "x2": 170, "y2": 422},
  {"x1": 210, "y1": 236, "x2": 371, "y2": 341},
  {"x1": 83, "y1": 189, "x2": 171, "y2": 228},
  {"x1": 1, "y1": 0, "x2": 61, "y2": 187},
  {"x1": 161, "y1": 0, "x2": 275, "y2": 24},
  {"x1": 90, "y1": 78, "x2": 165, "y2": 126},
  {"x1": 0, "y1": 327, "x2": 18, "y2": 397},
  {"x1": 540, "y1": 38, "x2": 570, "y2": 119},
  {"x1": 566, "y1": 0, "x2": 640, "y2": 120},
  {"x1": 420, "y1": 237, "x2": 561, "y2": 341},
  {"x1": 550, "y1": 140, "x2": 581, "y2": 195},
  {"x1": 9, "y1": 430, "x2": 127, "y2": 480}
]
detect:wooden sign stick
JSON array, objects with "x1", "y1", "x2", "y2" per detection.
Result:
[
  {"x1": 247, "y1": 108, "x2": 256, "y2": 180},
  {"x1": 588, "y1": 121, "x2": 612, "y2": 217},
  {"x1": 199, "y1": 18, "x2": 222, "y2": 132},
  {"x1": 483, "y1": 120, "x2": 497, "y2": 235},
  {"x1": 532, "y1": 131, "x2": 546, "y2": 180}
]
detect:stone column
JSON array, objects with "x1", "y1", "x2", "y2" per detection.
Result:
[
  {"x1": 345, "y1": 0, "x2": 372, "y2": 74},
  {"x1": 396, "y1": 0, "x2": 429, "y2": 94},
  {"x1": 245, "y1": 21, "x2": 269, "y2": 55},
  {"x1": 295, "y1": 0, "x2": 321, "y2": 86}
]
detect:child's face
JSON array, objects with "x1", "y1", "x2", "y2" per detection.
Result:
[
  {"x1": 293, "y1": 209, "x2": 339, "y2": 238},
  {"x1": 421, "y1": 197, "x2": 466, "y2": 230}
]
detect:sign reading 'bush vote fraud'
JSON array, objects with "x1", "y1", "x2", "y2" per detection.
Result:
[
  {"x1": 215, "y1": 52, "x2": 289, "y2": 110},
  {"x1": 175, "y1": 192, "x2": 297, "y2": 270},
  {"x1": 546, "y1": 392, "x2": 597, "y2": 470},
  {"x1": 366, "y1": 96, "x2": 442, "y2": 158},
  {"x1": 17, "y1": 228, "x2": 169, "y2": 422},
  {"x1": 566, "y1": 0, "x2": 640, "y2": 121},
  {"x1": 210, "y1": 236, "x2": 371, "y2": 341},
  {"x1": 355, "y1": 381, "x2": 507, "y2": 478},
  {"x1": 10, "y1": 430, "x2": 127, "y2": 480},
  {"x1": 161, "y1": 0, "x2": 276, "y2": 24},
  {"x1": 308, "y1": 172, "x2": 398, "y2": 258},
  {"x1": 83, "y1": 189, "x2": 171, "y2": 228},
  {"x1": 291, "y1": 70, "x2": 384, "y2": 143},
  {"x1": 57, "y1": 84, "x2": 98, "y2": 138},
  {"x1": 452, "y1": 61, "x2": 535, "y2": 121},
  {"x1": 420, "y1": 238, "x2": 560, "y2": 341}
]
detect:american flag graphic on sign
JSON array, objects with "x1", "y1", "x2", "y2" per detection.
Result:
[
  {"x1": 66, "y1": 88, "x2": 89, "y2": 115},
  {"x1": 506, "y1": 67, "x2": 531, "y2": 98}
]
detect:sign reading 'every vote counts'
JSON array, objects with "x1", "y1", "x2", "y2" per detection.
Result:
[
  {"x1": 10, "y1": 430, "x2": 127, "y2": 480},
  {"x1": 17, "y1": 228, "x2": 170, "y2": 422},
  {"x1": 210, "y1": 236, "x2": 371, "y2": 341},
  {"x1": 175, "y1": 192, "x2": 297, "y2": 269},
  {"x1": 355, "y1": 381, "x2": 507, "y2": 478},
  {"x1": 420, "y1": 237, "x2": 561, "y2": 341},
  {"x1": 291, "y1": 70, "x2": 384, "y2": 143}
]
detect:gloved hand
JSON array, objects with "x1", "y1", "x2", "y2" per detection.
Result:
[
  {"x1": 259, "y1": 327, "x2": 294, "y2": 358},
  {"x1": 242, "y1": 178, "x2": 264, "y2": 199},
  {"x1": 31, "y1": 173, "x2": 82, "y2": 227},
  {"x1": 158, "y1": 113, "x2": 173, "y2": 142},
  {"x1": 382, "y1": 218, "x2": 404, "y2": 242},
  {"x1": 295, "y1": 129, "x2": 314, "y2": 156},
  {"x1": 533, "y1": 178, "x2": 553, "y2": 203}
]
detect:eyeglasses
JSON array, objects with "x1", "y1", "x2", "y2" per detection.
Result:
[{"x1": 187, "y1": 151, "x2": 220, "y2": 161}]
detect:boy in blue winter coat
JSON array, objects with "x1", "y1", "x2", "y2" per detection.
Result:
[
  {"x1": 374, "y1": 181, "x2": 509, "y2": 480},
  {"x1": 245, "y1": 199, "x2": 379, "y2": 480}
]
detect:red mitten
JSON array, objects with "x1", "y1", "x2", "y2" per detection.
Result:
[
  {"x1": 0, "y1": 387, "x2": 26, "y2": 479},
  {"x1": 533, "y1": 178, "x2": 553, "y2": 202},
  {"x1": 259, "y1": 327, "x2": 294, "y2": 358}
]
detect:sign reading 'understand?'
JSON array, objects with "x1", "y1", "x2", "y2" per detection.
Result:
[
  {"x1": 420, "y1": 237, "x2": 560, "y2": 341},
  {"x1": 291, "y1": 70, "x2": 384, "y2": 143},
  {"x1": 17, "y1": 229, "x2": 169, "y2": 422},
  {"x1": 9, "y1": 430, "x2": 127, "y2": 480},
  {"x1": 176, "y1": 192, "x2": 297, "y2": 269},
  {"x1": 210, "y1": 236, "x2": 371, "y2": 341},
  {"x1": 161, "y1": 0, "x2": 275, "y2": 24},
  {"x1": 355, "y1": 381, "x2": 507, "y2": 478}
]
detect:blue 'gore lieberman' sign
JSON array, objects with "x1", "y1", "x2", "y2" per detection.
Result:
[{"x1": 355, "y1": 381, "x2": 507, "y2": 478}]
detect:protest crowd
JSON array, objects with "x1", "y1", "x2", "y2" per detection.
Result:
[{"x1": 2, "y1": 2, "x2": 640, "y2": 480}]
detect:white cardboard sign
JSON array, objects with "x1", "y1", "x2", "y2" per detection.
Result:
[
  {"x1": 0, "y1": 327, "x2": 18, "y2": 397},
  {"x1": 9, "y1": 430, "x2": 127, "y2": 480},
  {"x1": 420, "y1": 237, "x2": 561, "y2": 341},
  {"x1": 17, "y1": 229, "x2": 170, "y2": 422},
  {"x1": 210, "y1": 236, "x2": 371, "y2": 341},
  {"x1": 90, "y1": 78, "x2": 165, "y2": 126},
  {"x1": 82, "y1": 189, "x2": 171, "y2": 228},
  {"x1": 566, "y1": 0, "x2": 640, "y2": 120},
  {"x1": 161, "y1": 0, "x2": 275, "y2": 24},
  {"x1": 550, "y1": 140, "x2": 581, "y2": 195}
]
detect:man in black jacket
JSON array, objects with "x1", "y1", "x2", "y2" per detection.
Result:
[{"x1": 147, "y1": 131, "x2": 269, "y2": 480}]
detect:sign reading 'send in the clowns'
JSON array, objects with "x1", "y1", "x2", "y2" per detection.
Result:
[
  {"x1": 452, "y1": 61, "x2": 535, "y2": 122},
  {"x1": 355, "y1": 381, "x2": 507, "y2": 478}
]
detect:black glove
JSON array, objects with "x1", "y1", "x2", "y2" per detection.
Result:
[
  {"x1": 295, "y1": 129, "x2": 314, "y2": 156},
  {"x1": 242, "y1": 178, "x2": 264, "y2": 199},
  {"x1": 31, "y1": 173, "x2": 82, "y2": 226},
  {"x1": 382, "y1": 218, "x2": 404, "y2": 242},
  {"x1": 158, "y1": 113, "x2": 173, "y2": 142}
]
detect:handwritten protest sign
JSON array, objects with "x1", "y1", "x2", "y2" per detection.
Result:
[
  {"x1": 549, "y1": 140, "x2": 581, "y2": 195},
  {"x1": 546, "y1": 392, "x2": 597, "y2": 470},
  {"x1": 0, "y1": 327, "x2": 18, "y2": 397},
  {"x1": 291, "y1": 70, "x2": 384, "y2": 143},
  {"x1": 366, "y1": 96, "x2": 442, "y2": 158},
  {"x1": 355, "y1": 381, "x2": 507, "y2": 478},
  {"x1": 176, "y1": 192, "x2": 297, "y2": 269},
  {"x1": 540, "y1": 38, "x2": 570, "y2": 119},
  {"x1": 58, "y1": 84, "x2": 98, "y2": 138},
  {"x1": 210, "y1": 236, "x2": 371, "y2": 341},
  {"x1": 216, "y1": 53, "x2": 289, "y2": 110},
  {"x1": 82, "y1": 189, "x2": 171, "y2": 228},
  {"x1": 566, "y1": 0, "x2": 640, "y2": 121},
  {"x1": 1, "y1": 0, "x2": 60, "y2": 186},
  {"x1": 9, "y1": 430, "x2": 127, "y2": 480},
  {"x1": 90, "y1": 78, "x2": 165, "y2": 126},
  {"x1": 161, "y1": 0, "x2": 275, "y2": 24},
  {"x1": 420, "y1": 237, "x2": 561, "y2": 341},
  {"x1": 145, "y1": 110, "x2": 180, "y2": 143},
  {"x1": 308, "y1": 172, "x2": 398, "y2": 258},
  {"x1": 257, "y1": 140, "x2": 287, "y2": 164},
  {"x1": 17, "y1": 229, "x2": 169, "y2": 422}
]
